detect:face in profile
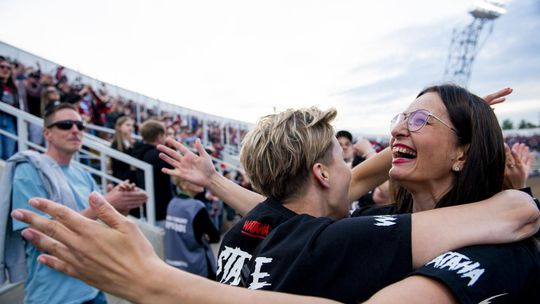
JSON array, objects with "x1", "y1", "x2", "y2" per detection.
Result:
[{"x1": 325, "y1": 138, "x2": 353, "y2": 218}]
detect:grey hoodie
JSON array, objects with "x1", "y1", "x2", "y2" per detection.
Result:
[{"x1": 0, "y1": 150, "x2": 79, "y2": 284}]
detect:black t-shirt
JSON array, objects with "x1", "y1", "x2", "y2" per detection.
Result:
[
  {"x1": 245, "y1": 213, "x2": 412, "y2": 304},
  {"x1": 413, "y1": 240, "x2": 540, "y2": 303},
  {"x1": 355, "y1": 202, "x2": 540, "y2": 303},
  {"x1": 131, "y1": 142, "x2": 173, "y2": 221},
  {"x1": 216, "y1": 197, "x2": 296, "y2": 285}
]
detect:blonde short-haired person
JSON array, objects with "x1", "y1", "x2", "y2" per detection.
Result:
[{"x1": 11, "y1": 100, "x2": 539, "y2": 303}]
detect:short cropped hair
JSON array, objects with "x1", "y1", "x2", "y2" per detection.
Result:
[
  {"x1": 240, "y1": 107, "x2": 337, "y2": 202},
  {"x1": 140, "y1": 119, "x2": 165, "y2": 143},
  {"x1": 43, "y1": 102, "x2": 78, "y2": 128},
  {"x1": 336, "y1": 130, "x2": 353, "y2": 142}
]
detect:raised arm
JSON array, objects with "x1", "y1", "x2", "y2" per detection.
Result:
[
  {"x1": 11, "y1": 194, "x2": 338, "y2": 304},
  {"x1": 410, "y1": 189, "x2": 539, "y2": 268},
  {"x1": 158, "y1": 138, "x2": 264, "y2": 216},
  {"x1": 348, "y1": 147, "x2": 392, "y2": 202}
]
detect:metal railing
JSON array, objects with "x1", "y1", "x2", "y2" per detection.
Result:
[{"x1": 0, "y1": 102, "x2": 157, "y2": 225}]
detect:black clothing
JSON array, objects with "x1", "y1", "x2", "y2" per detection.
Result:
[
  {"x1": 355, "y1": 202, "x2": 540, "y2": 303},
  {"x1": 217, "y1": 197, "x2": 412, "y2": 303},
  {"x1": 244, "y1": 213, "x2": 412, "y2": 304},
  {"x1": 413, "y1": 240, "x2": 540, "y2": 303},
  {"x1": 352, "y1": 204, "x2": 397, "y2": 217},
  {"x1": 110, "y1": 140, "x2": 137, "y2": 183},
  {"x1": 216, "y1": 198, "x2": 296, "y2": 285},
  {"x1": 131, "y1": 142, "x2": 173, "y2": 221}
]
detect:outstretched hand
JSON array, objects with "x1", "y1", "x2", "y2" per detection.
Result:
[
  {"x1": 504, "y1": 142, "x2": 533, "y2": 189},
  {"x1": 157, "y1": 138, "x2": 217, "y2": 188},
  {"x1": 483, "y1": 87, "x2": 513, "y2": 107},
  {"x1": 10, "y1": 192, "x2": 164, "y2": 302}
]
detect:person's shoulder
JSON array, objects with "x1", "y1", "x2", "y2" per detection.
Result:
[{"x1": 13, "y1": 161, "x2": 39, "y2": 178}]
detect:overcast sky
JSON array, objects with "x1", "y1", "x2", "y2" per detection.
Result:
[{"x1": 1, "y1": 0, "x2": 538, "y2": 136}]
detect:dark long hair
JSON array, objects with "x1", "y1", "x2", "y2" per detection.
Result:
[
  {"x1": 394, "y1": 84, "x2": 505, "y2": 213},
  {"x1": 0, "y1": 56, "x2": 19, "y2": 107}
]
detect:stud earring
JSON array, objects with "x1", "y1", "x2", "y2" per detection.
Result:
[{"x1": 453, "y1": 166, "x2": 460, "y2": 172}]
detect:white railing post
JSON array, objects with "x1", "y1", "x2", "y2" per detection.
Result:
[
  {"x1": 100, "y1": 152, "x2": 108, "y2": 193},
  {"x1": 16, "y1": 114, "x2": 28, "y2": 152},
  {"x1": 144, "y1": 169, "x2": 156, "y2": 226}
]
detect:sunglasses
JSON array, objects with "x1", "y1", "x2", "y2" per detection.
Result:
[
  {"x1": 391, "y1": 109, "x2": 457, "y2": 134},
  {"x1": 47, "y1": 120, "x2": 86, "y2": 131}
]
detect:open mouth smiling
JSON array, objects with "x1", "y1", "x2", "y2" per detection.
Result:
[{"x1": 392, "y1": 146, "x2": 417, "y2": 159}]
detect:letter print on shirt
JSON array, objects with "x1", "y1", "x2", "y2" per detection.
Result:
[
  {"x1": 425, "y1": 251, "x2": 485, "y2": 286},
  {"x1": 373, "y1": 215, "x2": 397, "y2": 226}
]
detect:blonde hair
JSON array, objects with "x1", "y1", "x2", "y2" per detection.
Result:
[
  {"x1": 240, "y1": 107, "x2": 337, "y2": 201},
  {"x1": 112, "y1": 116, "x2": 134, "y2": 152}
]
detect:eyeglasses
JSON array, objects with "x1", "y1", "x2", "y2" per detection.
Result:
[
  {"x1": 390, "y1": 109, "x2": 458, "y2": 134},
  {"x1": 46, "y1": 120, "x2": 86, "y2": 131},
  {"x1": 0, "y1": 64, "x2": 11, "y2": 70}
]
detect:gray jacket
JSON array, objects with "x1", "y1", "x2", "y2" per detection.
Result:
[{"x1": 0, "y1": 150, "x2": 79, "y2": 284}]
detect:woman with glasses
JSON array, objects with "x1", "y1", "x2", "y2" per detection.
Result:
[
  {"x1": 357, "y1": 84, "x2": 540, "y2": 303},
  {"x1": 0, "y1": 56, "x2": 20, "y2": 160}
]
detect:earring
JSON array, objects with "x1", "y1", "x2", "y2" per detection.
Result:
[{"x1": 453, "y1": 166, "x2": 460, "y2": 172}]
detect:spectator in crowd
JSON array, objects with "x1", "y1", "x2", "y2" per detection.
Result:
[
  {"x1": 56, "y1": 76, "x2": 81, "y2": 105},
  {"x1": 2, "y1": 102, "x2": 147, "y2": 304},
  {"x1": 165, "y1": 175, "x2": 220, "y2": 279},
  {"x1": 110, "y1": 116, "x2": 138, "y2": 183},
  {"x1": 131, "y1": 119, "x2": 173, "y2": 224},
  {"x1": 335, "y1": 130, "x2": 354, "y2": 166},
  {"x1": 105, "y1": 98, "x2": 124, "y2": 129},
  {"x1": 40, "y1": 86, "x2": 61, "y2": 117},
  {"x1": 22, "y1": 71, "x2": 42, "y2": 118},
  {"x1": 22, "y1": 71, "x2": 45, "y2": 145},
  {"x1": 0, "y1": 56, "x2": 20, "y2": 160},
  {"x1": 165, "y1": 126, "x2": 176, "y2": 139},
  {"x1": 12, "y1": 102, "x2": 539, "y2": 303}
]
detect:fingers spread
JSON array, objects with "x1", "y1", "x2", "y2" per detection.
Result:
[{"x1": 15, "y1": 198, "x2": 91, "y2": 236}]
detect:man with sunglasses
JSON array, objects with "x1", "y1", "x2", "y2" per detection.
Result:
[{"x1": 2, "y1": 102, "x2": 148, "y2": 304}]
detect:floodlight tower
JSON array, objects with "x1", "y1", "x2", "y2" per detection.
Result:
[{"x1": 443, "y1": 0, "x2": 506, "y2": 87}]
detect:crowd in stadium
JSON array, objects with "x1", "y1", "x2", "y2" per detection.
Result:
[
  {"x1": 2, "y1": 50, "x2": 540, "y2": 304},
  {"x1": 0, "y1": 54, "x2": 249, "y2": 162}
]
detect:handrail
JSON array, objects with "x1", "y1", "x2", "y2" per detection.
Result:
[
  {"x1": 86, "y1": 123, "x2": 142, "y2": 141},
  {"x1": 0, "y1": 102, "x2": 157, "y2": 225},
  {"x1": 84, "y1": 123, "x2": 244, "y2": 172}
]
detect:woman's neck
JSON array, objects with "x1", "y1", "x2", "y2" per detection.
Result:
[{"x1": 408, "y1": 180, "x2": 455, "y2": 213}]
